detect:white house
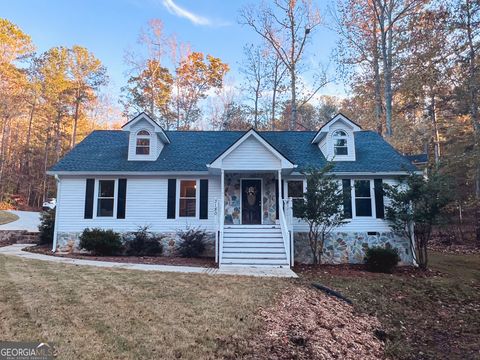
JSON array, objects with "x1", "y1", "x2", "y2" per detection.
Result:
[{"x1": 48, "y1": 112, "x2": 417, "y2": 267}]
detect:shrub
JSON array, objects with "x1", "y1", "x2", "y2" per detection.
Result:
[
  {"x1": 365, "y1": 246, "x2": 400, "y2": 273},
  {"x1": 124, "y1": 226, "x2": 163, "y2": 256},
  {"x1": 79, "y1": 228, "x2": 123, "y2": 256},
  {"x1": 177, "y1": 228, "x2": 207, "y2": 258},
  {"x1": 38, "y1": 209, "x2": 55, "y2": 245}
]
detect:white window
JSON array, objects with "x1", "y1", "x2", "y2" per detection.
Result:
[
  {"x1": 179, "y1": 180, "x2": 197, "y2": 217},
  {"x1": 333, "y1": 130, "x2": 348, "y2": 156},
  {"x1": 354, "y1": 180, "x2": 372, "y2": 217},
  {"x1": 287, "y1": 181, "x2": 304, "y2": 218},
  {"x1": 136, "y1": 130, "x2": 150, "y2": 155},
  {"x1": 97, "y1": 180, "x2": 115, "y2": 217}
]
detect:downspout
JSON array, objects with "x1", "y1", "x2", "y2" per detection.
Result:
[{"x1": 51, "y1": 174, "x2": 60, "y2": 252}]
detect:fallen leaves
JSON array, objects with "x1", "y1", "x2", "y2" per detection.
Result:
[{"x1": 239, "y1": 286, "x2": 385, "y2": 360}]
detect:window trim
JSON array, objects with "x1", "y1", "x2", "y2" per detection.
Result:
[
  {"x1": 332, "y1": 129, "x2": 348, "y2": 156},
  {"x1": 94, "y1": 179, "x2": 117, "y2": 218},
  {"x1": 177, "y1": 179, "x2": 199, "y2": 219},
  {"x1": 135, "y1": 129, "x2": 151, "y2": 155},
  {"x1": 351, "y1": 179, "x2": 376, "y2": 218},
  {"x1": 286, "y1": 179, "x2": 306, "y2": 219}
]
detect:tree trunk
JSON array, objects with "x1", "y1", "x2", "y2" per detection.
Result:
[
  {"x1": 254, "y1": 81, "x2": 260, "y2": 129},
  {"x1": 290, "y1": 65, "x2": 297, "y2": 130},
  {"x1": 0, "y1": 116, "x2": 10, "y2": 201},
  {"x1": 55, "y1": 111, "x2": 62, "y2": 162},
  {"x1": 465, "y1": 0, "x2": 480, "y2": 245},
  {"x1": 372, "y1": 19, "x2": 383, "y2": 136},
  {"x1": 271, "y1": 62, "x2": 278, "y2": 130},
  {"x1": 383, "y1": 10, "x2": 394, "y2": 137},
  {"x1": 71, "y1": 99, "x2": 80, "y2": 148},
  {"x1": 25, "y1": 97, "x2": 36, "y2": 172},
  {"x1": 42, "y1": 126, "x2": 51, "y2": 202},
  {"x1": 430, "y1": 93, "x2": 441, "y2": 163}
]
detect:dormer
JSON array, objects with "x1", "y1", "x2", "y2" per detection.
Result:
[
  {"x1": 121, "y1": 112, "x2": 170, "y2": 161},
  {"x1": 311, "y1": 113, "x2": 362, "y2": 161}
]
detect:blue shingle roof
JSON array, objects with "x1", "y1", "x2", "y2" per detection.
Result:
[{"x1": 49, "y1": 130, "x2": 416, "y2": 173}]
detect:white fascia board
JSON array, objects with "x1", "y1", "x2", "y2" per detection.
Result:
[
  {"x1": 47, "y1": 171, "x2": 210, "y2": 176},
  {"x1": 289, "y1": 171, "x2": 421, "y2": 176}
]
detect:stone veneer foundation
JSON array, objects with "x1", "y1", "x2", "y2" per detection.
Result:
[
  {"x1": 294, "y1": 231, "x2": 413, "y2": 265},
  {"x1": 56, "y1": 231, "x2": 215, "y2": 257},
  {"x1": 57, "y1": 230, "x2": 413, "y2": 265}
]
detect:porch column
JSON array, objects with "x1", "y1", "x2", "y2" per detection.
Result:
[
  {"x1": 219, "y1": 169, "x2": 225, "y2": 264},
  {"x1": 277, "y1": 170, "x2": 282, "y2": 204}
]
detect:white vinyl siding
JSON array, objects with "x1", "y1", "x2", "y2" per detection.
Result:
[
  {"x1": 56, "y1": 176, "x2": 220, "y2": 233},
  {"x1": 290, "y1": 177, "x2": 397, "y2": 233},
  {"x1": 222, "y1": 137, "x2": 281, "y2": 170}
]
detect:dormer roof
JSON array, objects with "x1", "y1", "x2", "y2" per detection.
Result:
[
  {"x1": 121, "y1": 112, "x2": 170, "y2": 144},
  {"x1": 311, "y1": 113, "x2": 362, "y2": 144}
]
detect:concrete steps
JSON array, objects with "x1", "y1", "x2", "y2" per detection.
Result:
[{"x1": 221, "y1": 225, "x2": 288, "y2": 267}]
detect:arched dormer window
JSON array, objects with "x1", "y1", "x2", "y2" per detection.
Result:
[
  {"x1": 136, "y1": 130, "x2": 151, "y2": 155},
  {"x1": 333, "y1": 130, "x2": 348, "y2": 156}
]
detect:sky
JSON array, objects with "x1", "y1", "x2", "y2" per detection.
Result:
[{"x1": 0, "y1": 0, "x2": 347, "y2": 110}]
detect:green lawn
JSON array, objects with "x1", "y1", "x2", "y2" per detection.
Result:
[
  {"x1": 0, "y1": 210, "x2": 19, "y2": 225},
  {"x1": 0, "y1": 252, "x2": 478, "y2": 359},
  {"x1": 297, "y1": 252, "x2": 480, "y2": 359},
  {"x1": 0, "y1": 255, "x2": 288, "y2": 359}
]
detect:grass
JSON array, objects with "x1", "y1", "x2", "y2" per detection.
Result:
[
  {"x1": 297, "y1": 252, "x2": 480, "y2": 360},
  {"x1": 0, "y1": 210, "x2": 19, "y2": 225},
  {"x1": 0, "y1": 252, "x2": 478, "y2": 359},
  {"x1": 0, "y1": 255, "x2": 288, "y2": 359}
]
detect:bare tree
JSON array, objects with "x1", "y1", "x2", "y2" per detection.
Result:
[
  {"x1": 372, "y1": 0, "x2": 425, "y2": 137},
  {"x1": 240, "y1": 0, "x2": 322, "y2": 130},
  {"x1": 265, "y1": 48, "x2": 287, "y2": 128},
  {"x1": 240, "y1": 44, "x2": 269, "y2": 128},
  {"x1": 334, "y1": 0, "x2": 384, "y2": 134}
]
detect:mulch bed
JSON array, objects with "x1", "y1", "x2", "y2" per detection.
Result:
[
  {"x1": 0, "y1": 239, "x2": 16, "y2": 248},
  {"x1": 294, "y1": 263, "x2": 442, "y2": 278},
  {"x1": 24, "y1": 245, "x2": 216, "y2": 268},
  {"x1": 220, "y1": 286, "x2": 385, "y2": 360}
]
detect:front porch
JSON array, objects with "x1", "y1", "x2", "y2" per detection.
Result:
[
  {"x1": 213, "y1": 170, "x2": 294, "y2": 267},
  {"x1": 206, "y1": 129, "x2": 297, "y2": 268}
]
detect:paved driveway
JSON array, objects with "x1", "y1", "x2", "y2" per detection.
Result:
[{"x1": 0, "y1": 210, "x2": 40, "y2": 232}]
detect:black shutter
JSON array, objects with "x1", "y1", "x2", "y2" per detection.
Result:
[
  {"x1": 275, "y1": 180, "x2": 279, "y2": 220},
  {"x1": 342, "y1": 179, "x2": 352, "y2": 219},
  {"x1": 275, "y1": 180, "x2": 285, "y2": 220},
  {"x1": 199, "y1": 179, "x2": 208, "y2": 219},
  {"x1": 167, "y1": 179, "x2": 176, "y2": 219},
  {"x1": 84, "y1": 178, "x2": 95, "y2": 219},
  {"x1": 117, "y1": 179, "x2": 127, "y2": 219},
  {"x1": 374, "y1": 179, "x2": 385, "y2": 219}
]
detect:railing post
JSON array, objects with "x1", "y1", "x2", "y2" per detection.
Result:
[
  {"x1": 219, "y1": 170, "x2": 225, "y2": 265},
  {"x1": 214, "y1": 198, "x2": 219, "y2": 264},
  {"x1": 278, "y1": 170, "x2": 291, "y2": 266}
]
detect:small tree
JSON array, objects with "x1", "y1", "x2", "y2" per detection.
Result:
[
  {"x1": 38, "y1": 209, "x2": 55, "y2": 245},
  {"x1": 297, "y1": 165, "x2": 347, "y2": 264},
  {"x1": 384, "y1": 170, "x2": 450, "y2": 270}
]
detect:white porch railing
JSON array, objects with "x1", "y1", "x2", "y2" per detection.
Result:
[
  {"x1": 283, "y1": 197, "x2": 294, "y2": 266},
  {"x1": 278, "y1": 196, "x2": 293, "y2": 266},
  {"x1": 214, "y1": 197, "x2": 225, "y2": 265}
]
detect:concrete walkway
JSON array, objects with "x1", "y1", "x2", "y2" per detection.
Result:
[
  {"x1": 0, "y1": 244, "x2": 298, "y2": 278},
  {"x1": 0, "y1": 211, "x2": 40, "y2": 232}
]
